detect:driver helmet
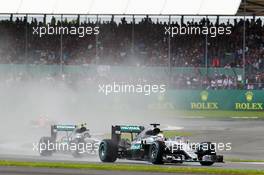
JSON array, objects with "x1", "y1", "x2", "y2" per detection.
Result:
[
  {"x1": 153, "y1": 128, "x2": 161, "y2": 135},
  {"x1": 157, "y1": 133, "x2": 164, "y2": 139}
]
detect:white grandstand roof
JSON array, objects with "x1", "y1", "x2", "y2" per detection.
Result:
[{"x1": 0, "y1": 0, "x2": 241, "y2": 15}]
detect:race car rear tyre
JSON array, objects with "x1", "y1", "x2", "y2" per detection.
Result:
[
  {"x1": 197, "y1": 142, "x2": 216, "y2": 166},
  {"x1": 39, "y1": 137, "x2": 53, "y2": 156},
  {"x1": 99, "y1": 139, "x2": 117, "y2": 162},
  {"x1": 200, "y1": 161, "x2": 214, "y2": 166},
  {"x1": 71, "y1": 139, "x2": 84, "y2": 158},
  {"x1": 149, "y1": 141, "x2": 164, "y2": 164}
]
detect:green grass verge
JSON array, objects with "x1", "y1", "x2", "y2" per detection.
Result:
[
  {"x1": 163, "y1": 130, "x2": 193, "y2": 138},
  {"x1": 160, "y1": 110, "x2": 264, "y2": 118},
  {"x1": 227, "y1": 159, "x2": 264, "y2": 163},
  {"x1": 185, "y1": 111, "x2": 264, "y2": 118},
  {"x1": 0, "y1": 160, "x2": 264, "y2": 175}
]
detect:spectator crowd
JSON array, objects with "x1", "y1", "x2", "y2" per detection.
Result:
[{"x1": 0, "y1": 15, "x2": 263, "y2": 89}]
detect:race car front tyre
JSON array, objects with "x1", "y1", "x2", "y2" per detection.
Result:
[
  {"x1": 99, "y1": 139, "x2": 117, "y2": 162},
  {"x1": 149, "y1": 141, "x2": 164, "y2": 164},
  {"x1": 197, "y1": 142, "x2": 216, "y2": 166},
  {"x1": 200, "y1": 161, "x2": 214, "y2": 166},
  {"x1": 39, "y1": 137, "x2": 53, "y2": 156}
]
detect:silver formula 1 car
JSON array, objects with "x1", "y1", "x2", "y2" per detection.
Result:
[
  {"x1": 99, "y1": 124, "x2": 223, "y2": 166},
  {"x1": 39, "y1": 123, "x2": 99, "y2": 157}
]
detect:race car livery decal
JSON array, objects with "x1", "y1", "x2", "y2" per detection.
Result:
[
  {"x1": 55, "y1": 125, "x2": 76, "y2": 131},
  {"x1": 120, "y1": 125, "x2": 142, "y2": 133}
]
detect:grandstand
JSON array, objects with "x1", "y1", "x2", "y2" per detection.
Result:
[{"x1": 0, "y1": 0, "x2": 263, "y2": 90}]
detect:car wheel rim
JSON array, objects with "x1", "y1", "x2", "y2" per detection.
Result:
[
  {"x1": 100, "y1": 144, "x2": 105, "y2": 157},
  {"x1": 151, "y1": 146, "x2": 157, "y2": 159}
]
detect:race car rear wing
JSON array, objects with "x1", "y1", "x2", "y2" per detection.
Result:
[
  {"x1": 111, "y1": 125, "x2": 144, "y2": 144},
  {"x1": 53, "y1": 125, "x2": 77, "y2": 131},
  {"x1": 51, "y1": 124, "x2": 77, "y2": 139}
]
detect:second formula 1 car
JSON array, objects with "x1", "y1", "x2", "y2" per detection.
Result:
[
  {"x1": 39, "y1": 123, "x2": 99, "y2": 157},
  {"x1": 98, "y1": 124, "x2": 223, "y2": 166}
]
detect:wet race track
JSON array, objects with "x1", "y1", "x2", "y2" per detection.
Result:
[{"x1": 1, "y1": 117, "x2": 264, "y2": 175}]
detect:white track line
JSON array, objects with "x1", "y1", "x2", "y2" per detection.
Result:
[
  {"x1": 231, "y1": 117, "x2": 259, "y2": 119},
  {"x1": 233, "y1": 162, "x2": 264, "y2": 165}
]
